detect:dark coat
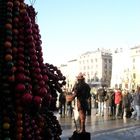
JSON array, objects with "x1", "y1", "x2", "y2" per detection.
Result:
[
  {"x1": 59, "y1": 92, "x2": 66, "y2": 104},
  {"x1": 108, "y1": 91, "x2": 115, "y2": 106},
  {"x1": 122, "y1": 93, "x2": 131, "y2": 108},
  {"x1": 74, "y1": 80, "x2": 91, "y2": 111},
  {"x1": 96, "y1": 88, "x2": 107, "y2": 102}
]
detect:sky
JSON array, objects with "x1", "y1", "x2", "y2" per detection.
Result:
[{"x1": 25, "y1": 0, "x2": 140, "y2": 66}]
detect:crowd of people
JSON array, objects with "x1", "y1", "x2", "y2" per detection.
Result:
[
  {"x1": 93, "y1": 86, "x2": 140, "y2": 121},
  {"x1": 58, "y1": 87, "x2": 140, "y2": 120},
  {"x1": 57, "y1": 74, "x2": 140, "y2": 133}
]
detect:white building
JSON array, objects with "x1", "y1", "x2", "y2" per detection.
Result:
[
  {"x1": 111, "y1": 48, "x2": 131, "y2": 89},
  {"x1": 78, "y1": 48, "x2": 112, "y2": 87},
  {"x1": 59, "y1": 59, "x2": 78, "y2": 91},
  {"x1": 130, "y1": 46, "x2": 140, "y2": 89},
  {"x1": 67, "y1": 59, "x2": 79, "y2": 90}
]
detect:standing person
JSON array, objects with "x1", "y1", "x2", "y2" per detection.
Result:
[
  {"x1": 59, "y1": 89, "x2": 66, "y2": 117},
  {"x1": 73, "y1": 73, "x2": 91, "y2": 133},
  {"x1": 107, "y1": 89, "x2": 115, "y2": 116},
  {"x1": 122, "y1": 90, "x2": 132, "y2": 118},
  {"x1": 92, "y1": 92, "x2": 98, "y2": 114},
  {"x1": 96, "y1": 87, "x2": 107, "y2": 116},
  {"x1": 66, "y1": 91, "x2": 73, "y2": 117},
  {"x1": 114, "y1": 88, "x2": 122, "y2": 118},
  {"x1": 130, "y1": 89, "x2": 136, "y2": 117},
  {"x1": 131, "y1": 86, "x2": 140, "y2": 120}
]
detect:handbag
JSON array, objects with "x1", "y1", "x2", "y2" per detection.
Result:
[{"x1": 66, "y1": 93, "x2": 75, "y2": 102}]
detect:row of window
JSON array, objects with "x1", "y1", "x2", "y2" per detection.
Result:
[
  {"x1": 79, "y1": 58, "x2": 112, "y2": 64},
  {"x1": 80, "y1": 64, "x2": 112, "y2": 70}
]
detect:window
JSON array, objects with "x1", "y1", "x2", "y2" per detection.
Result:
[
  {"x1": 109, "y1": 59, "x2": 112, "y2": 63},
  {"x1": 133, "y1": 73, "x2": 136, "y2": 79},
  {"x1": 104, "y1": 64, "x2": 107, "y2": 69},
  {"x1": 83, "y1": 66, "x2": 86, "y2": 70},
  {"x1": 104, "y1": 58, "x2": 107, "y2": 63}
]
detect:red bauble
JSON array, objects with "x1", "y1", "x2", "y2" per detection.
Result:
[
  {"x1": 17, "y1": 66, "x2": 24, "y2": 72},
  {"x1": 18, "y1": 47, "x2": 24, "y2": 53},
  {"x1": 17, "y1": 60, "x2": 24, "y2": 66},
  {"x1": 33, "y1": 96, "x2": 42, "y2": 107},
  {"x1": 18, "y1": 54, "x2": 24, "y2": 60},
  {"x1": 38, "y1": 87, "x2": 47, "y2": 97},
  {"x1": 30, "y1": 55, "x2": 37, "y2": 61},
  {"x1": 34, "y1": 68, "x2": 41, "y2": 73},
  {"x1": 8, "y1": 75, "x2": 15, "y2": 82},
  {"x1": 32, "y1": 62, "x2": 39, "y2": 67},
  {"x1": 13, "y1": 17, "x2": 19, "y2": 23},
  {"x1": 29, "y1": 48, "x2": 36, "y2": 54},
  {"x1": 22, "y1": 93, "x2": 33, "y2": 104},
  {"x1": 35, "y1": 74, "x2": 42, "y2": 80},
  {"x1": 15, "y1": 83, "x2": 25, "y2": 92},
  {"x1": 43, "y1": 75, "x2": 48, "y2": 82},
  {"x1": 46, "y1": 93, "x2": 52, "y2": 102},
  {"x1": 16, "y1": 73, "x2": 25, "y2": 81},
  {"x1": 38, "y1": 80, "x2": 45, "y2": 87},
  {"x1": 26, "y1": 34, "x2": 34, "y2": 42}
]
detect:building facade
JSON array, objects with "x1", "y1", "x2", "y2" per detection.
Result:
[
  {"x1": 59, "y1": 47, "x2": 140, "y2": 90},
  {"x1": 78, "y1": 49, "x2": 112, "y2": 87},
  {"x1": 130, "y1": 46, "x2": 140, "y2": 89},
  {"x1": 111, "y1": 48, "x2": 131, "y2": 89},
  {"x1": 59, "y1": 59, "x2": 78, "y2": 91}
]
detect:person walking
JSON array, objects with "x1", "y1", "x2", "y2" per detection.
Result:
[
  {"x1": 73, "y1": 73, "x2": 91, "y2": 133},
  {"x1": 131, "y1": 86, "x2": 140, "y2": 120}
]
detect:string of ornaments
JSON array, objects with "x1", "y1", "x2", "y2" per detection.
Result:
[{"x1": 0, "y1": 0, "x2": 66, "y2": 140}]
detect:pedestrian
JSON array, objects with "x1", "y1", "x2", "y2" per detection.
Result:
[
  {"x1": 131, "y1": 86, "x2": 140, "y2": 120},
  {"x1": 107, "y1": 89, "x2": 115, "y2": 116},
  {"x1": 92, "y1": 92, "x2": 98, "y2": 114},
  {"x1": 122, "y1": 89, "x2": 132, "y2": 118},
  {"x1": 130, "y1": 89, "x2": 135, "y2": 115},
  {"x1": 96, "y1": 86, "x2": 107, "y2": 116},
  {"x1": 59, "y1": 88, "x2": 66, "y2": 117},
  {"x1": 66, "y1": 91, "x2": 73, "y2": 117},
  {"x1": 114, "y1": 88, "x2": 122, "y2": 118},
  {"x1": 73, "y1": 73, "x2": 91, "y2": 133}
]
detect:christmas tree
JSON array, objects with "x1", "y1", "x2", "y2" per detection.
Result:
[{"x1": 0, "y1": 0, "x2": 66, "y2": 139}]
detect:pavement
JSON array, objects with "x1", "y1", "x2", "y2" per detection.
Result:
[{"x1": 55, "y1": 108, "x2": 140, "y2": 140}]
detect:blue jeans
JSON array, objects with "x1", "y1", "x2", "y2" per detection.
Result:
[
  {"x1": 98, "y1": 102, "x2": 104, "y2": 116},
  {"x1": 131, "y1": 105, "x2": 140, "y2": 120},
  {"x1": 115, "y1": 103, "x2": 122, "y2": 117},
  {"x1": 135, "y1": 105, "x2": 140, "y2": 120}
]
